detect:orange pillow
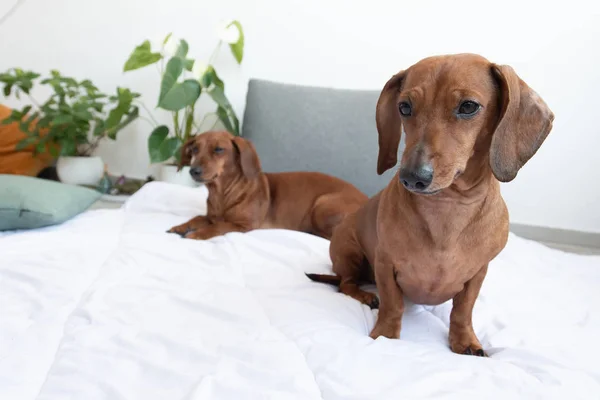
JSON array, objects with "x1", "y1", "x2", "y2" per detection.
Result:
[{"x1": 0, "y1": 104, "x2": 55, "y2": 176}]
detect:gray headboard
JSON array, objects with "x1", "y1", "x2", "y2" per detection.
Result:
[{"x1": 241, "y1": 79, "x2": 400, "y2": 197}]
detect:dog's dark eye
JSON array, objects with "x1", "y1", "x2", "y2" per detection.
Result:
[
  {"x1": 214, "y1": 147, "x2": 224, "y2": 154},
  {"x1": 399, "y1": 102, "x2": 412, "y2": 117},
  {"x1": 192, "y1": 147, "x2": 199, "y2": 155},
  {"x1": 457, "y1": 101, "x2": 480, "y2": 117}
]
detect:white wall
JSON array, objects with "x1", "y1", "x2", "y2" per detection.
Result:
[{"x1": 1, "y1": 0, "x2": 599, "y2": 233}]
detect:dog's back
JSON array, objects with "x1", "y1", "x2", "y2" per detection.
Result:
[{"x1": 263, "y1": 171, "x2": 368, "y2": 237}]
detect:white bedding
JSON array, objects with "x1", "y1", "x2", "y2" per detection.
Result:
[{"x1": 1, "y1": 181, "x2": 599, "y2": 400}]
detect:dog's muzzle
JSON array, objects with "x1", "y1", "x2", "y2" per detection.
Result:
[{"x1": 399, "y1": 164, "x2": 434, "y2": 193}]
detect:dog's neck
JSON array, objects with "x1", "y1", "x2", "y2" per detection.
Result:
[
  {"x1": 205, "y1": 168, "x2": 264, "y2": 220},
  {"x1": 449, "y1": 150, "x2": 495, "y2": 198},
  {"x1": 401, "y1": 151, "x2": 498, "y2": 244}
]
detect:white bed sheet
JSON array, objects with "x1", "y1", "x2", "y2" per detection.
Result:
[{"x1": 1, "y1": 181, "x2": 599, "y2": 400}]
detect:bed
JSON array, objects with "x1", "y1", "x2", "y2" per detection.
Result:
[
  {"x1": 2, "y1": 181, "x2": 600, "y2": 400},
  {"x1": 2, "y1": 79, "x2": 600, "y2": 399}
]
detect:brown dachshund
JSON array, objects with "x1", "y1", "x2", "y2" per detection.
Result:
[
  {"x1": 167, "y1": 131, "x2": 368, "y2": 240},
  {"x1": 307, "y1": 53, "x2": 554, "y2": 356}
]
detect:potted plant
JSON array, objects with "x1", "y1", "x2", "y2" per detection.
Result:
[
  {"x1": 0, "y1": 68, "x2": 140, "y2": 186},
  {"x1": 123, "y1": 20, "x2": 244, "y2": 186}
]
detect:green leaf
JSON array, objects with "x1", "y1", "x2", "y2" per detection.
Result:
[
  {"x1": 3, "y1": 84, "x2": 12, "y2": 96},
  {"x1": 229, "y1": 109, "x2": 240, "y2": 135},
  {"x1": 200, "y1": 66, "x2": 223, "y2": 90},
  {"x1": 208, "y1": 84, "x2": 230, "y2": 110},
  {"x1": 175, "y1": 39, "x2": 189, "y2": 59},
  {"x1": 123, "y1": 40, "x2": 163, "y2": 72},
  {"x1": 90, "y1": 101, "x2": 104, "y2": 112},
  {"x1": 80, "y1": 79, "x2": 98, "y2": 90},
  {"x1": 227, "y1": 20, "x2": 244, "y2": 64},
  {"x1": 103, "y1": 87, "x2": 139, "y2": 139},
  {"x1": 148, "y1": 125, "x2": 169, "y2": 163},
  {"x1": 0, "y1": 73, "x2": 15, "y2": 84},
  {"x1": 148, "y1": 125, "x2": 182, "y2": 163},
  {"x1": 216, "y1": 106, "x2": 234, "y2": 134},
  {"x1": 105, "y1": 106, "x2": 139, "y2": 139},
  {"x1": 158, "y1": 57, "x2": 183, "y2": 105},
  {"x1": 163, "y1": 33, "x2": 173, "y2": 45},
  {"x1": 15, "y1": 136, "x2": 37, "y2": 151},
  {"x1": 202, "y1": 67, "x2": 239, "y2": 134},
  {"x1": 158, "y1": 137, "x2": 182, "y2": 163},
  {"x1": 72, "y1": 108, "x2": 94, "y2": 121},
  {"x1": 52, "y1": 114, "x2": 74, "y2": 125},
  {"x1": 21, "y1": 105, "x2": 32, "y2": 116},
  {"x1": 183, "y1": 59, "x2": 194, "y2": 71},
  {"x1": 23, "y1": 111, "x2": 39, "y2": 128},
  {"x1": 49, "y1": 145, "x2": 59, "y2": 158},
  {"x1": 9, "y1": 109, "x2": 23, "y2": 120},
  {"x1": 60, "y1": 140, "x2": 77, "y2": 156},
  {"x1": 61, "y1": 77, "x2": 78, "y2": 88},
  {"x1": 37, "y1": 115, "x2": 53, "y2": 129},
  {"x1": 93, "y1": 119, "x2": 106, "y2": 136},
  {"x1": 158, "y1": 79, "x2": 201, "y2": 111}
]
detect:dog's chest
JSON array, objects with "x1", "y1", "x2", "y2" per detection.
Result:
[
  {"x1": 393, "y1": 249, "x2": 478, "y2": 305},
  {"x1": 390, "y1": 230, "x2": 501, "y2": 305}
]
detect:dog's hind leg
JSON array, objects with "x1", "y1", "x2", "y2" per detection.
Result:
[
  {"x1": 309, "y1": 192, "x2": 365, "y2": 240},
  {"x1": 329, "y1": 214, "x2": 379, "y2": 309}
]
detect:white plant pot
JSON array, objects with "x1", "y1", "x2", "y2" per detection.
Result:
[
  {"x1": 158, "y1": 165, "x2": 201, "y2": 187},
  {"x1": 56, "y1": 156, "x2": 105, "y2": 186}
]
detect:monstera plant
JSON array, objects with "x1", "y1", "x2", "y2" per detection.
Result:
[{"x1": 123, "y1": 20, "x2": 244, "y2": 185}]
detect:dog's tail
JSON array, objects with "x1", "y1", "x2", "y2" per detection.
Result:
[{"x1": 305, "y1": 273, "x2": 341, "y2": 287}]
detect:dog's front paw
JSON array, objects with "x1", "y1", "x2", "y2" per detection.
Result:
[
  {"x1": 460, "y1": 346, "x2": 487, "y2": 357},
  {"x1": 449, "y1": 329, "x2": 487, "y2": 357},
  {"x1": 369, "y1": 320, "x2": 400, "y2": 340},
  {"x1": 183, "y1": 231, "x2": 207, "y2": 240},
  {"x1": 167, "y1": 225, "x2": 189, "y2": 237}
]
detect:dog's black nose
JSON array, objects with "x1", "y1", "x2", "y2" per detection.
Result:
[
  {"x1": 189, "y1": 167, "x2": 203, "y2": 178},
  {"x1": 399, "y1": 165, "x2": 433, "y2": 192}
]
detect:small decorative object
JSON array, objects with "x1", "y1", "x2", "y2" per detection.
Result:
[
  {"x1": 123, "y1": 20, "x2": 244, "y2": 186},
  {"x1": 105, "y1": 174, "x2": 154, "y2": 196},
  {"x1": 96, "y1": 165, "x2": 113, "y2": 194},
  {"x1": 0, "y1": 69, "x2": 140, "y2": 186}
]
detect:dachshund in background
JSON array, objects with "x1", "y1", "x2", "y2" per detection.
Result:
[
  {"x1": 168, "y1": 131, "x2": 368, "y2": 240},
  {"x1": 307, "y1": 54, "x2": 554, "y2": 356}
]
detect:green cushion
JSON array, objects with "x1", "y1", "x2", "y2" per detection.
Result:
[{"x1": 0, "y1": 174, "x2": 101, "y2": 231}]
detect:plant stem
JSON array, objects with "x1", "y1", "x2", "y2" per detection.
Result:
[
  {"x1": 208, "y1": 41, "x2": 223, "y2": 66},
  {"x1": 0, "y1": 0, "x2": 27, "y2": 26},
  {"x1": 138, "y1": 101, "x2": 159, "y2": 125},
  {"x1": 160, "y1": 40, "x2": 166, "y2": 76},
  {"x1": 137, "y1": 115, "x2": 156, "y2": 127},
  {"x1": 173, "y1": 111, "x2": 180, "y2": 139},
  {"x1": 195, "y1": 112, "x2": 217, "y2": 131},
  {"x1": 16, "y1": 88, "x2": 42, "y2": 111},
  {"x1": 184, "y1": 104, "x2": 195, "y2": 139},
  {"x1": 81, "y1": 136, "x2": 101, "y2": 157},
  {"x1": 209, "y1": 116, "x2": 220, "y2": 130}
]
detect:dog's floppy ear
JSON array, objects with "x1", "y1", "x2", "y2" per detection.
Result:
[
  {"x1": 376, "y1": 71, "x2": 406, "y2": 175},
  {"x1": 232, "y1": 136, "x2": 261, "y2": 179},
  {"x1": 177, "y1": 137, "x2": 196, "y2": 172},
  {"x1": 490, "y1": 64, "x2": 554, "y2": 182}
]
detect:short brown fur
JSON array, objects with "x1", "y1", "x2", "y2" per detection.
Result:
[
  {"x1": 168, "y1": 131, "x2": 368, "y2": 240},
  {"x1": 307, "y1": 54, "x2": 554, "y2": 356}
]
